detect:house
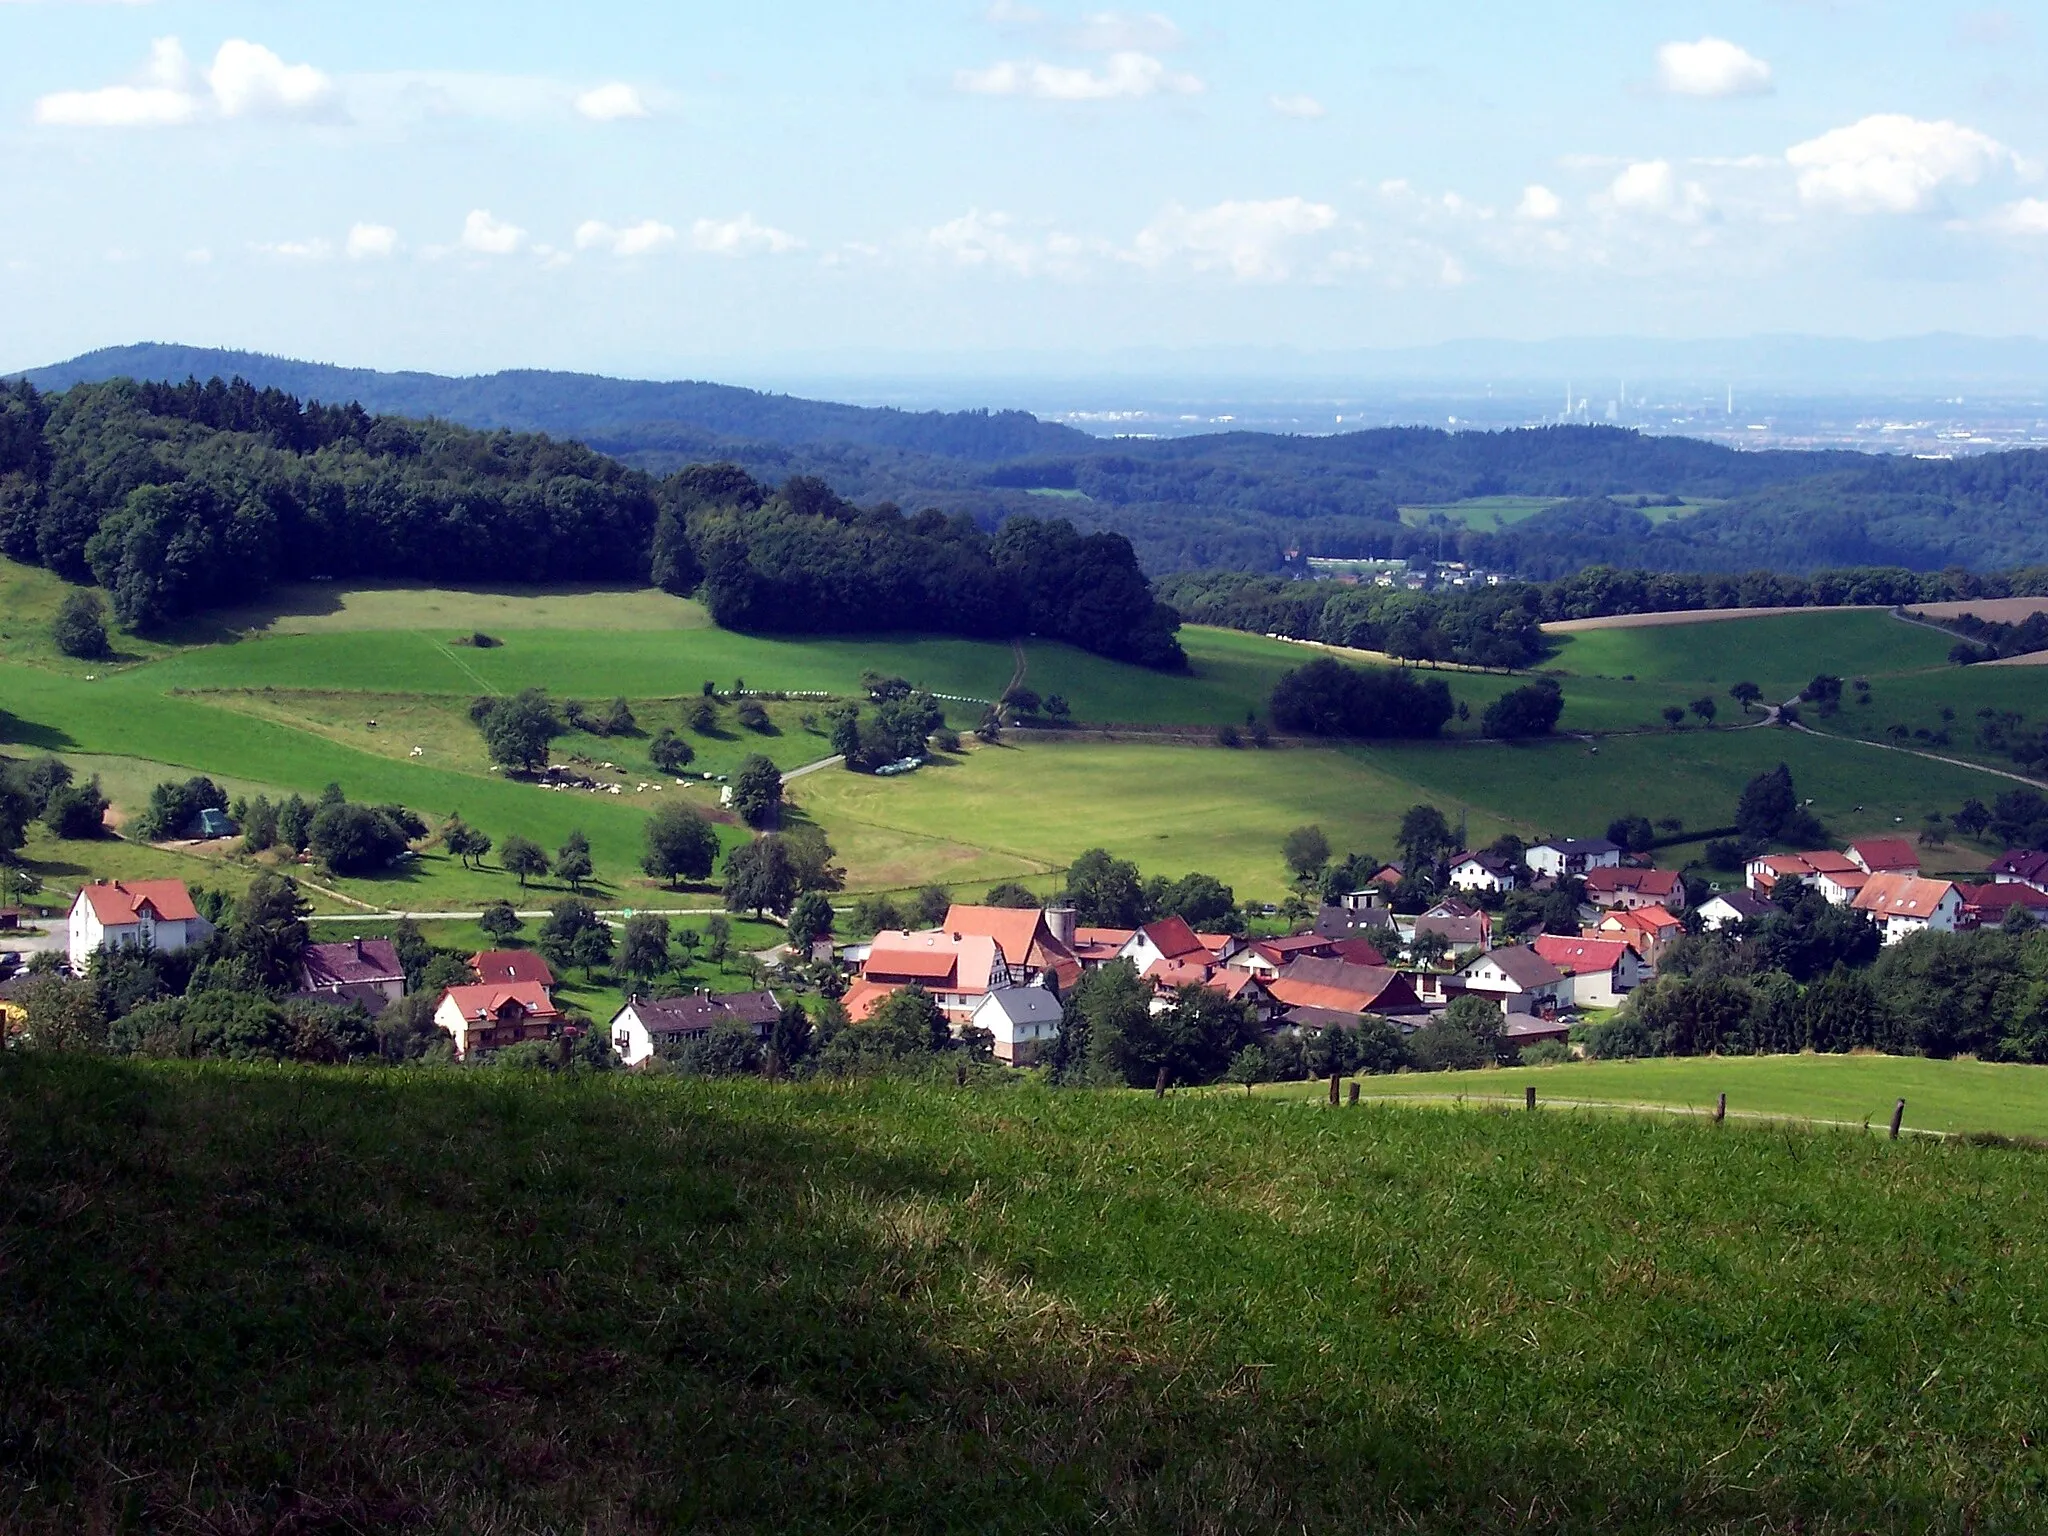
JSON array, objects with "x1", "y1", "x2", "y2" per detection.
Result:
[
  {"x1": 1697, "y1": 890, "x2": 1771, "y2": 932},
  {"x1": 1458, "y1": 946, "x2": 1570, "y2": 1015},
  {"x1": 1989, "y1": 850, "x2": 2048, "y2": 893},
  {"x1": 1142, "y1": 959, "x2": 1279, "y2": 1021},
  {"x1": 969, "y1": 986, "x2": 1065, "y2": 1065},
  {"x1": 1266, "y1": 956, "x2": 1424, "y2": 1019},
  {"x1": 1500, "y1": 1016, "x2": 1574, "y2": 1052},
  {"x1": 1582, "y1": 866, "x2": 1687, "y2": 913},
  {"x1": 1327, "y1": 936, "x2": 1388, "y2": 968},
  {"x1": 1594, "y1": 906, "x2": 1685, "y2": 967},
  {"x1": 434, "y1": 981, "x2": 560, "y2": 1059},
  {"x1": 1072, "y1": 927, "x2": 1137, "y2": 969},
  {"x1": 1315, "y1": 902, "x2": 1396, "y2": 942},
  {"x1": 1532, "y1": 934, "x2": 1647, "y2": 1010},
  {"x1": 1745, "y1": 850, "x2": 1861, "y2": 901},
  {"x1": 852, "y1": 930, "x2": 1003, "y2": 1023},
  {"x1": 1229, "y1": 934, "x2": 1339, "y2": 979},
  {"x1": 297, "y1": 938, "x2": 406, "y2": 1014},
  {"x1": 1447, "y1": 852, "x2": 1519, "y2": 894},
  {"x1": 1811, "y1": 866, "x2": 1872, "y2": 907},
  {"x1": 1847, "y1": 838, "x2": 1921, "y2": 877},
  {"x1": 67, "y1": 880, "x2": 213, "y2": 973},
  {"x1": 1116, "y1": 916, "x2": 1211, "y2": 974},
  {"x1": 1368, "y1": 864, "x2": 1405, "y2": 890},
  {"x1": 941, "y1": 905, "x2": 1083, "y2": 993},
  {"x1": 1852, "y1": 874, "x2": 1965, "y2": 945},
  {"x1": 1524, "y1": 839, "x2": 1623, "y2": 881},
  {"x1": 1957, "y1": 882, "x2": 2048, "y2": 929},
  {"x1": 609, "y1": 990, "x2": 783, "y2": 1067},
  {"x1": 1412, "y1": 898, "x2": 1492, "y2": 956},
  {"x1": 473, "y1": 950, "x2": 558, "y2": 993}
]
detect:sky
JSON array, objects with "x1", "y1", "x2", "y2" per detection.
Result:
[{"x1": 3, "y1": 0, "x2": 2047, "y2": 378}]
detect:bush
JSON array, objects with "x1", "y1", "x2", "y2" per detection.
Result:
[
  {"x1": 650, "y1": 728, "x2": 696, "y2": 774},
  {"x1": 51, "y1": 591, "x2": 111, "y2": 660},
  {"x1": 1270, "y1": 657, "x2": 1454, "y2": 740},
  {"x1": 43, "y1": 777, "x2": 109, "y2": 840},
  {"x1": 1481, "y1": 679, "x2": 1565, "y2": 740},
  {"x1": 1516, "y1": 1040, "x2": 1574, "y2": 1066},
  {"x1": 309, "y1": 801, "x2": 416, "y2": 876}
]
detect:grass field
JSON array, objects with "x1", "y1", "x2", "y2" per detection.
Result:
[
  {"x1": 1397, "y1": 496, "x2": 1717, "y2": 532},
  {"x1": 1261, "y1": 1054, "x2": 2048, "y2": 1139},
  {"x1": 9, "y1": 1057, "x2": 2048, "y2": 1532}
]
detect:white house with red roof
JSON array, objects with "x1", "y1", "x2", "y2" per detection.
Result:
[
  {"x1": 1847, "y1": 838, "x2": 1921, "y2": 877},
  {"x1": 1532, "y1": 934, "x2": 1647, "y2": 1010},
  {"x1": 1116, "y1": 916, "x2": 1210, "y2": 974},
  {"x1": 1582, "y1": 866, "x2": 1687, "y2": 913},
  {"x1": 848, "y1": 930, "x2": 1003, "y2": 1024},
  {"x1": 1852, "y1": 874, "x2": 1964, "y2": 945},
  {"x1": 940, "y1": 905, "x2": 1083, "y2": 992},
  {"x1": 68, "y1": 879, "x2": 212, "y2": 973},
  {"x1": 473, "y1": 949, "x2": 558, "y2": 994},
  {"x1": 1458, "y1": 945, "x2": 1570, "y2": 1015},
  {"x1": 434, "y1": 981, "x2": 561, "y2": 1058}
]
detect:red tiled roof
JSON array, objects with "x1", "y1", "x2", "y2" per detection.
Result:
[
  {"x1": 1852, "y1": 874, "x2": 1959, "y2": 920},
  {"x1": 1583, "y1": 867, "x2": 1681, "y2": 897},
  {"x1": 438, "y1": 981, "x2": 559, "y2": 1021},
  {"x1": 474, "y1": 950, "x2": 557, "y2": 988},
  {"x1": 1267, "y1": 957, "x2": 1421, "y2": 1014},
  {"x1": 1328, "y1": 937, "x2": 1387, "y2": 967},
  {"x1": 942, "y1": 906, "x2": 1052, "y2": 968},
  {"x1": 1849, "y1": 838, "x2": 1921, "y2": 874},
  {"x1": 1073, "y1": 927, "x2": 1135, "y2": 962},
  {"x1": 1603, "y1": 905, "x2": 1682, "y2": 936},
  {"x1": 1533, "y1": 934, "x2": 1634, "y2": 975},
  {"x1": 862, "y1": 931, "x2": 1000, "y2": 994},
  {"x1": 75, "y1": 879, "x2": 200, "y2": 926},
  {"x1": 301, "y1": 939, "x2": 404, "y2": 988},
  {"x1": 1136, "y1": 915, "x2": 1206, "y2": 962},
  {"x1": 843, "y1": 979, "x2": 898, "y2": 1022}
]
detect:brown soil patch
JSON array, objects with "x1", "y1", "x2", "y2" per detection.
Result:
[
  {"x1": 1543, "y1": 606, "x2": 1872, "y2": 634},
  {"x1": 1905, "y1": 598, "x2": 2048, "y2": 624}
]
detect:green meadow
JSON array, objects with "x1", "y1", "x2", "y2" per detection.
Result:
[{"x1": 9, "y1": 1057, "x2": 2048, "y2": 1532}]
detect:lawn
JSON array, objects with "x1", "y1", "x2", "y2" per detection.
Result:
[
  {"x1": 1260, "y1": 1053, "x2": 2048, "y2": 1139},
  {"x1": 1544, "y1": 610, "x2": 1955, "y2": 704},
  {"x1": 1398, "y1": 495, "x2": 1563, "y2": 531},
  {"x1": 9, "y1": 1058, "x2": 2048, "y2": 1531}
]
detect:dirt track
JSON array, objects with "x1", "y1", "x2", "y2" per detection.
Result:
[{"x1": 1542, "y1": 606, "x2": 1870, "y2": 634}]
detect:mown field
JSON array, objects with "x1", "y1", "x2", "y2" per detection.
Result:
[
  {"x1": 1261, "y1": 1053, "x2": 2048, "y2": 1139},
  {"x1": 7, "y1": 1056, "x2": 2048, "y2": 1533}
]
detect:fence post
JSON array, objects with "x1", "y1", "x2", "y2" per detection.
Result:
[
  {"x1": 1716, "y1": 1092, "x2": 1727, "y2": 1124},
  {"x1": 1349, "y1": 1082, "x2": 1360, "y2": 1106},
  {"x1": 1525, "y1": 1085, "x2": 1537, "y2": 1112},
  {"x1": 1155, "y1": 1065, "x2": 1169, "y2": 1100},
  {"x1": 1328, "y1": 1072, "x2": 1341, "y2": 1106},
  {"x1": 1890, "y1": 1099, "x2": 1906, "y2": 1141}
]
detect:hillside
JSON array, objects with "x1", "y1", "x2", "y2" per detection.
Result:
[{"x1": 6, "y1": 1056, "x2": 2048, "y2": 1533}]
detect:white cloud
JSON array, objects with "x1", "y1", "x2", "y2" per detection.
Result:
[
  {"x1": 460, "y1": 209, "x2": 526, "y2": 255},
  {"x1": 208, "y1": 39, "x2": 337, "y2": 119},
  {"x1": 689, "y1": 214, "x2": 802, "y2": 257},
  {"x1": 957, "y1": 51, "x2": 1201, "y2": 100},
  {"x1": 1069, "y1": 10, "x2": 1185, "y2": 51},
  {"x1": 1608, "y1": 160, "x2": 1712, "y2": 220},
  {"x1": 1516, "y1": 184, "x2": 1563, "y2": 221},
  {"x1": 1987, "y1": 198, "x2": 2048, "y2": 235},
  {"x1": 1130, "y1": 196, "x2": 1337, "y2": 280},
  {"x1": 928, "y1": 209, "x2": 1045, "y2": 274},
  {"x1": 34, "y1": 36, "x2": 336, "y2": 126},
  {"x1": 575, "y1": 82, "x2": 650, "y2": 121},
  {"x1": 576, "y1": 218, "x2": 680, "y2": 256},
  {"x1": 1269, "y1": 93, "x2": 1325, "y2": 119},
  {"x1": 254, "y1": 237, "x2": 333, "y2": 261},
  {"x1": 1787, "y1": 114, "x2": 2014, "y2": 213},
  {"x1": 345, "y1": 223, "x2": 399, "y2": 260},
  {"x1": 1656, "y1": 37, "x2": 1773, "y2": 99}
]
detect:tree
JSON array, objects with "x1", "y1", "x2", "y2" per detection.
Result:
[
  {"x1": 976, "y1": 708, "x2": 1003, "y2": 745},
  {"x1": 620, "y1": 914, "x2": 671, "y2": 983},
  {"x1": 1045, "y1": 695, "x2": 1072, "y2": 723},
  {"x1": 571, "y1": 921, "x2": 615, "y2": 980},
  {"x1": 555, "y1": 829, "x2": 593, "y2": 892},
  {"x1": 770, "y1": 999, "x2": 814, "y2": 1069},
  {"x1": 277, "y1": 794, "x2": 312, "y2": 853},
  {"x1": 42, "y1": 777, "x2": 109, "y2": 840},
  {"x1": 1736, "y1": 763, "x2": 1799, "y2": 842},
  {"x1": 1730, "y1": 681, "x2": 1763, "y2": 714},
  {"x1": 730, "y1": 754, "x2": 783, "y2": 828},
  {"x1": 983, "y1": 881, "x2": 1041, "y2": 909},
  {"x1": 1397, "y1": 804, "x2": 1454, "y2": 875},
  {"x1": 476, "y1": 689, "x2": 563, "y2": 774},
  {"x1": 1541, "y1": 886, "x2": 1584, "y2": 936},
  {"x1": 1153, "y1": 872, "x2": 1240, "y2": 931},
  {"x1": 686, "y1": 1020, "x2": 765, "y2": 1077},
  {"x1": 1955, "y1": 798, "x2": 1992, "y2": 840},
  {"x1": 1353, "y1": 1018, "x2": 1410, "y2": 1075},
  {"x1": 309, "y1": 801, "x2": 413, "y2": 876},
  {"x1": 1409, "y1": 929, "x2": 1453, "y2": 969},
  {"x1": 502, "y1": 835, "x2": 550, "y2": 888},
  {"x1": 912, "y1": 884, "x2": 952, "y2": 928},
  {"x1": 1689, "y1": 696, "x2": 1718, "y2": 726},
  {"x1": 786, "y1": 891, "x2": 836, "y2": 951},
  {"x1": 52, "y1": 591, "x2": 111, "y2": 660},
  {"x1": 689, "y1": 700, "x2": 719, "y2": 734},
  {"x1": 1063, "y1": 848, "x2": 1149, "y2": 928},
  {"x1": 442, "y1": 812, "x2": 491, "y2": 869},
  {"x1": 1225, "y1": 1044, "x2": 1266, "y2": 1096},
  {"x1": 643, "y1": 802, "x2": 721, "y2": 887},
  {"x1": 1606, "y1": 814, "x2": 1655, "y2": 854},
  {"x1": 479, "y1": 900, "x2": 523, "y2": 944},
  {"x1": 1662, "y1": 706, "x2": 1687, "y2": 730},
  {"x1": 1481, "y1": 679, "x2": 1565, "y2": 740},
  {"x1": 538, "y1": 899, "x2": 602, "y2": 974},
  {"x1": 232, "y1": 872, "x2": 311, "y2": 990},
  {"x1": 724, "y1": 836, "x2": 797, "y2": 918},
  {"x1": 1271, "y1": 657, "x2": 1455, "y2": 739},
  {"x1": 1281, "y1": 824, "x2": 1332, "y2": 884},
  {"x1": 650, "y1": 729, "x2": 695, "y2": 775}
]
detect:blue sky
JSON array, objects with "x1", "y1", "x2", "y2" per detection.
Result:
[{"x1": 3, "y1": 0, "x2": 2046, "y2": 376}]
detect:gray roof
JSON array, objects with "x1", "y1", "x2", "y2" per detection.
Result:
[
  {"x1": 1464, "y1": 944, "x2": 1565, "y2": 989},
  {"x1": 619, "y1": 991, "x2": 783, "y2": 1037},
  {"x1": 1534, "y1": 838, "x2": 1622, "y2": 856},
  {"x1": 1705, "y1": 891, "x2": 1770, "y2": 918},
  {"x1": 977, "y1": 986, "x2": 1064, "y2": 1027}
]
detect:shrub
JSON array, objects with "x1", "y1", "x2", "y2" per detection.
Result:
[{"x1": 51, "y1": 591, "x2": 111, "y2": 660}]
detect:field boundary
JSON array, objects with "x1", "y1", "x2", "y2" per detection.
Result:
[{"x1": 1313, "y1": 1089, "x2": 1954, "y2": 1139}]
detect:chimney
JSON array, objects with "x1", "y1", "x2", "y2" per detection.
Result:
[
  {"x1": 1046, "y1": 905, "x2": 1077, "y2": 947},
  {"x1": 352, "y1": 937, "x2": 364, "y2": 960}
]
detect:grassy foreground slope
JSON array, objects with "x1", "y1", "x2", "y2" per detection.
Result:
[{"x1": 6, "y1": 1057, "x2": 2048, "y2": 1533}]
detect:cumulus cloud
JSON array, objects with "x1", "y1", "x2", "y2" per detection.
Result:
[
  {"x1": 957, "y1": 51, "x2": 1201, "y2": 99},
  {"x1": 1607, "y1": 160, "x2": 1712, "y2": 220},
  {"x1": 1130, "y1": 196, "x2": 1337, "y2": 280},
  {"x1": 35, "y1": 36, "x2": 337, "y2": 126},
  {"x1": 928, "y1": 209, "x2": 1045, "y2": 274},
  {"x1": 1516, "y1": 184, "x2": 1563, "y2": 221},
  {"x1": 689, "y1": 214, "x2": 802, "y2": 256},
  {"x1": 345, "y1": 223, "x2": 399, "y2": 260},
  {"x1": 1656, "y1": 37, "x2": 1773, "y2": 98},
  {"x1": 253, "y1": 237, "x2": 333, "y2": 261},
  {"x1": 459, "y1": 209, "x2": 525, "y2": 255},
  {"x1": 1787, "y1": 114, "x2": 2015, "y2": 213},
  {"x1": 1269, "y1": 93, "x2": 1325, "y2": 119},
  {"x1": 575, "y1": 218, "x2": 680, "y2": 256},
  {"x1": 1987, "y1": 198, "x2": 2048, "y2": 235},
  {"x1": 575, "y1": 82, "x2": 650, "y2": 121},
  {"x1": 1069, "y1": 10, "x2": 1185, "y2": 51}
]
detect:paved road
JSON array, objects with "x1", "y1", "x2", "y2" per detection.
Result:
[
  {"x1": 780, "y1": 755, "x2": 845, "y2": 784},
  {"x1": 307, "y1": 908, "x2": 742, "y2": 923}
]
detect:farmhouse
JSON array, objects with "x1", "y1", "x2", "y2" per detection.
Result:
[
  {"x1": 850, "y1": 930, "x2": 1003, "y2": 1023},
  {"x1": 1525, "y1": 839, "x2": 1622, "y2": 881},
  {"x1": 1847, "y1": 838, "x2": 1921, "y2": 876},
  {"x1": 1315, "y1": 900, "x2": 1396, "y2": 942},
  {"x1": 1958, "y1": 883, "x2": 2048, "y2": 929},
  {"x1": 434, "y1": 982, "x2": 560, "y2": 1059},
  {"x1": 1532, "y1": 934, "x2": 1647, "y2": 1010},
  {"x1": 1458, "y1": 946, "x2": 1569, "y2": 1015},
  {"x1": 1594, "y1": 905, "x2": 1685, "y2": 967},
  {"x1": 941, "y1": 905, "x2": 1083, "y2": 992},
  {"x1": 1583, "y1": 866, "x2": 1686, "y2": 912},
  {"x1": 67, "y1": 880, "x2": 213, "y2": 973},
  {"x1": 1412, "y1": 898, "x2": 1492, "y2": 956},
  {"x1": 473, "y1": 950, "x2": 558, "y2": 993},
  {"x1": 1697, "y1": 890, "x2": 1771, "y2": 931},
  {"x1": 1116, "y1": 916, "x2": 1211, "y2": 974},
  {"x1": 296, "y1": 938, "x2": 406, "y2": 1014},
  {"x1": 1447, "y1": 852, "x2": 1519, "y2": 894},
  {"x1": 1989, "y1": 850, "x2": 2048, "y2": 893},
  {"x1": 609, "y1": 990, "x2": 783, "y2": 1067},
  {"x1": 1852, "y1": 875, "x2": 1964, "y2": 945},
  {"x1": 1142, "y1": 958, "x2": 1279, "y2": 1020},
  {"x1": 968, "y1": 986, "x2": 1064, "y2": 1065},
  {"x1": 1745, "y1": 851, "x2": 1861, "y2": 899},
  {"x1": 1230, "y1": 934, "x2": 1340, "y2": 979},
  {"x1": 1265, "y1": 957, "x2": 1422, "y2": 1019}
]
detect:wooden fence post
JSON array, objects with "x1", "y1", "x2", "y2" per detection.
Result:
[
  {"x1": 1329, "y1": 1072, "x2": 1341, "y2": 1106},
  {"x1": 1525, "y1": 1085, "x2": 1537, "y2": 1112},
  {"x1": 1155, "y1": 1065, "x2": 1169, "y2": 1099},
  {"x1": 1349, "y1": 1082, "x2": 1360, "y2": 1106},
  {"x1": 1716, "y1": 1092, "x2": 1726, "y2": 1124},
  {"x1": 1890, "y1": 1099, "x2": 1906, "y2": 1141}
]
